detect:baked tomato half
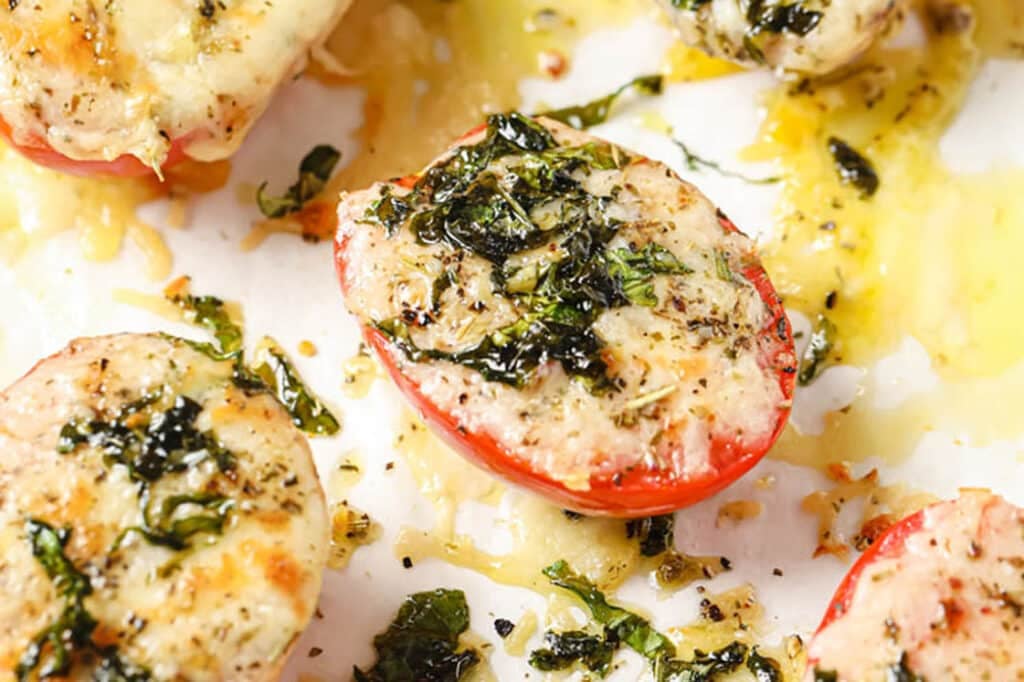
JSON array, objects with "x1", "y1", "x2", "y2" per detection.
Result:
[
  {"x1": 0, "y1": 116, "x2": 192, "y2": 178},
  {"x1": 335, "y1": 114, "x2": 796, "y2": 516},
  {"x1": 807, "y1": 491, "x2": 1024, "y2": 681}
]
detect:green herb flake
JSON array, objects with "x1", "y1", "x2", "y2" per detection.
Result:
[
  {"x1": 670, "y1": 0, "x2": 712, "y2": 9},
  {"x1": 167, "y1": 289, "x2": 243, "y2": 357},
  {"x1": 827, "y1": 137, "x2": 880, "y2": 198},
  {"x1": 607, "y1": 244, "x2": 692, "y2": 307},
  {"x1": 797, "y1": 314, "x2": 837, "y2": 385},
  {"x1": 813, "y1": 669, "x2": 839, "y2": 682},
  {"x1": 655, "y1": 641, "x2": 749, "y2": 681},
  {"x1": 529, "y1": 630, "x2": 615, "y2": 676},
  {"x1": 541, "y1": 74, "x2": 664, "y2": 130},
  {"x1": 747, "y1": 648, "x2": 783, "y2": 682},
  {"x1": 674, "y1": 139, "x2": 780, "y2": 185},
  {"x1": 257, "y1": 144, "x2": 341, "y2": 218},
  {"x1": 16, "y1": 520, "x2": 151, "y2": 682},
  {"x1": 625, "y1": 514, "x2": 676, "y2": 557},
  {"x1": 746, "y1": 0, "x2": 823, "y2": 36},
  {"x1": 253, "y1": 342, "x2": 340, "y2": 436},
  {"x1": 353, "y1": 588, "x2": 480, "y2": 682}
]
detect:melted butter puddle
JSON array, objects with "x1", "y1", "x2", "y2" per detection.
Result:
[
  {"x1": 749, "y1": 0, "x2": 1024, "y2": 466},
  {"x1": 0, "y1": 143, "x2": 229, "y2": 279},
  {"x1": 322, "y1": 0, "x2": 654, "y2": 193}
]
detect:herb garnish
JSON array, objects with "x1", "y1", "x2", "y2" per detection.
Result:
[
  {"x1": 353, "y1": 589, "x2": 480, "y2": 682},
  {"x1": 257, "y1": 144, "x2": 341, "y2": 218},
  {"x1": 797, "y1": 314, "x2": 836, "y2": 385},
  {"x1": 827, "y1": 137, "x2": 880, "y2": 198},
  {"x1": 16, "y1": 520, "x2": 151, "y2": 681},
  {"x1": 535, "y1": 560, "x2": 771, "y2": 681},
  {"x1": 670, "y1": 0, "x2": 712, "y2": 9},
  {"x1": 253, "y1": 340, "x2": 341, "y2": 436},
  {"x1": 674, "y1": 139, "x2": 781, "y2": 185},
  {"x1": 541, "y1": 74, "x2": 664, "y2": 130},
  {"x1": 813, "y1": 669, "x2": 839, "y2": 682},
  {"x1": 369, "y1": 113, "x2": 695, "y2": 393},
  {"x1": 625, "y1": 514, "x2": 676, "y2": 557},
  {"x1": 746, "y1": 0, "x2": 823, "y2": 36},
  {"x1": 166, "y1": 280, "x2": 340, "y2": 435},
  {"x1": 887, "y1": 653, "x2": 925, "y2": 682},
  {"x1": 529, "y1": 630, "x2": 616, "y2": 675},
  {"x1": 747, "y1": 647, "x2": 783, "y2": 681},
  {"x1": 58, "y1": 393, "x2": 238, "y2": 552}
]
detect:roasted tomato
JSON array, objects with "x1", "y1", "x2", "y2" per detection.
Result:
[
  {"x1": 807, "y1": 491, "x2": 1024, "y2": 681},
  {"x1": 657, "y1": 0, "x2": 897, "y2": 75},
  {"x1": 0, "y1": 117, "x2": 193, "y2": 177},
  {"x1": 335, "y1": 114, "x2": 796, "y2": 516},
  {"x1": 0, "y1": 0, "x2": 351, "y2": 176}
]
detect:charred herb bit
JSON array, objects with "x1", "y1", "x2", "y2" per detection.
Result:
[
  {"x1": 746, "y1": 648, "x2": 783, "y2": 682},
  {"x1": 353, "y1": 588, "x2": 480, "y2": 682},
  {"x1": 813, "y1": 669, "x2": 839, "y2": 682},
  {"x1": 541, "y1": 74, "x2": 664, "y2": 130},
  {"x1": 887, "y1": 653, "x2": 925, "y2": 682},
  {"x1": 674, "y1": 139, "x2": 781, "y2": 185},
  {"x1": 16, "y1": 520, "x2": 151, "y2": 682},
  {"x1": 529, "y1": 630, "x2": 616, "y2": 676},
  {"x1": 797, "y1": 314, "x2": 837, "y2": 385},
  {"x1": 746, "y1": 0, "x2": 823, "y2": 36},
  {"x1": 625, "y1": 514, "x2": 676, "y2": 557},
  {"x1": 493, "y1": 619, "x2": 515, "y2": 639},
  {"x1": 257, "y1": 144, "x2": 341, "y2": 218},
  {"x1": 828, "y1": 137, "x2": 880, "y2": 198},
  {"x1": 252, "y1": 341, "x2": 340, "y2": 436},
  {"x1": 656, "y1": 642, "x2": 749, "y2": 681},
  {"x1": 671, "y1": 0, "x2": 712, "y2": 9}
]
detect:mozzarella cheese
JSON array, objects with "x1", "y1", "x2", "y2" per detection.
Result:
[
  {"x1": 0, "y1": 334, "x2": 328, "y2": 681},
  {"x1": 337, "y1": 118, "x2": 792, "y2": 489},
  {"x1": 807, "y1": 491, "x2": 1024, "y2": 681},
  {"x1": 0, "y1": 0, "x2": 351, "y2": 167},
  {"x1": 657, "y1": 0, "x2": 897, "y2": 75}
]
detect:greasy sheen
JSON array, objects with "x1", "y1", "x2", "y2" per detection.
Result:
[
  {"x1": 0, "y1": 0, "x2": 351, "y2": 166},
  {"x1": 0, "y1": 334, "x2": 328, "y2": 681},
  {"x1": 337, "y1": 118, "x2": 789, "y2": 490},
  {"x1": 657, "y1": 0, "x2": 897, "y2": 74},
  {"x1": 808, "y1": 492, "x2": 1024, "y2": 681}
]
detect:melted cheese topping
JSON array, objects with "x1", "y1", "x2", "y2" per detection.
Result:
[
  {"x1": 657, "y1": 0, "x2": 897, "y2": 74},
  {"x1": 338, "y1": 119, "x2": 790, "y2": 488},
  {"x1": 0, "y1": 0, "x2": 352, "y2": 166},
  {"x1": 0, "y1": 334, "x2": 328, "y2": 681},
  {"x1": 807, "y1": 492, "x2": 1024, "y2": 680}
]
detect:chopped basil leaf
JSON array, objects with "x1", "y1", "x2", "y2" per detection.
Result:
[
  {"x1": 541, "y1": 560, "x2": 754, "y2": 681},
  {"x1": 541, "y1": 560, "x2": 676, "y2": 662},
  {"x1": 747, "y1": 648, "x2": 784, "y2": 682},
  {"x1": 167, "y1": 291, "x2": 243, "y2": 357},
  {"x1": 746, "y1": 0, "x2": 823, "y2": 36},
  {"x1": 797, "y1": 313, "x2": 836, "y2": 385},
  {"x1": 674, "y1": 139, "x2": 781, "y2": 185},
  {"x1": 529, "y1": 630, "x2": 615, "y2": 675},
  {"x1": 17, "y1": 520, "x2": 151, "y2": 681},
  {"x1": 625, "y1": 514, "x2": 676, "y2": 557},
  {"x1": 541, "y1": 74, "x2": 664, "y2": 130},
  {"x1": 607, "y1": 244, "x2": 692, "y2": 307},
  {"x1": 828, "y1": 137, "x2": 880, "y2": 198},
  {"x1": 253, "y1": 342, "x2": 340, "y2": 436},
  {"x1": 257, "y1": 144, "x2": 341, "y2": 218},
  {"x1": 814, "y1": 669, "x2": 839, "y2": 682},
  {"x1": 354, "y1": 589, "x2": 480, "y2": 682}
]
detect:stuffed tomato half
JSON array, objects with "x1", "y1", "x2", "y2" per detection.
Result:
[
  {"x1": 335, "y1": 114, "x2": 796, "y2": 516},
  {"x1": 807, "y1": 491, "x2": 1024, "y2": 681}
]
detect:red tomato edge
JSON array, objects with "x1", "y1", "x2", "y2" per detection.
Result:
[
  {"x1": 335, "y1": 127, "x2": 797, "y2": 517},
  {"x1": 807, "y1": 505, "x2": 929, "y2": 668},
  {"x1": 0, "y1": 116, "x2": 194, "y2": 178}
]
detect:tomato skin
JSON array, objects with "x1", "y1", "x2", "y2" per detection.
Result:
[
  {"x1": 335, "y1": 127, "x2": 796, "y2": 517},
  {"x1": 0, "y1": 116, "x2": 194, "y2": 178}
]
